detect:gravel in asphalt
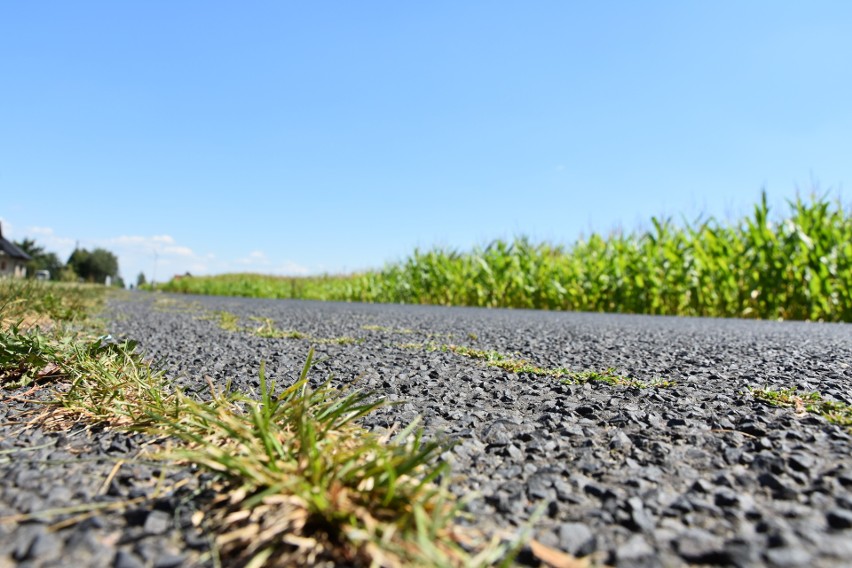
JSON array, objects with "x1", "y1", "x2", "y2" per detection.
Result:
[{"x1": 2, "y1": 291, "x2": 851, "y2": 567}]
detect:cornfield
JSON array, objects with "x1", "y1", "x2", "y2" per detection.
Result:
[{"x1": 160, "y1": 192, "x2": 852, "y2": 322}]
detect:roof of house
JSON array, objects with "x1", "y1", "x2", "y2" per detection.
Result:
[{"x1": 0, "y1": 223, "x2": 32, "y2": 261}]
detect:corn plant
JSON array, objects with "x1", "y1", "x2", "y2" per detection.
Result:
[{"x1": 158, "y1": 191, "x2": 852, "y2": 322}]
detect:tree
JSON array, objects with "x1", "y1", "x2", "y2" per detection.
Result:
[
  {"x1": 15, "y1": 238, "x2": 44, "y2": 259},
  {"x1": 14, "y1": 239, "x2": 64, "y2": 280},
  {"x1": 67, "y1": 247, "x2": 120, "y2": 284},
  {"x1": 34, "y1": 252, "x2": 64, "y2": 280},
  {"x1": 67, "y1": 249, "x2": 90, "y2": 280},
  {"x1": 136, "y1": 272, "x2": 147, "y2": 287}
]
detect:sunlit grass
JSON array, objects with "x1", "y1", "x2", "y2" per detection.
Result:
[
  {"x1": 397, "y1": 342, "x2": 673, "y2": 389},
  {"x1": 207, "y1": 312, "x2": 363, "y2": 345},
  {"x1": 751, "y1": 387, "x2": 852, "y2": 429},
  {"x1": 152, "y1": 353, "x2": 513, "y2": 566},
  {"x1": 362, "y1": 324, "x2": 416, "y2": 335},
  {"x1": 0, "y1": 279, "x2": 103, "y2": 329}
]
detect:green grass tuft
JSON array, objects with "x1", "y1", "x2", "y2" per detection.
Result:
[{"x1": 751, "y1": 386, "x2": 852, "y2": 429}]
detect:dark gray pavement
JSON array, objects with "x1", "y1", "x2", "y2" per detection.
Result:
[{"x1": 2, "y1": 291, "x2": 851, "y2": 567}]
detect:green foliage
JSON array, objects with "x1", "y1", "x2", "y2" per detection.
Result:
[
  {"x1": 209, "y1": 311, "x2": 362, "y2": 345},
  {"x1": 0, "y1": 279, "x2": 103, "y2": 324},
  {"x1": 34, "y1": 252, "x2": 65, "y2": 280},
  {"x1": 156, "y1": 352, "x2": 500, "y2": 566},
  {"x1": 14, "y1": 238, "x2": 64, "y2": 280},
  {"x1": 213, "y1": 310, "x2": 241, "y2": 331},
  {"x1": 67, "y1": 247, "x2": 120, "y2": 284},
  {"x1": 13, "y1": 238, "x2": 44, "y2": 258},
  {"x1": 160, "y1": 272, "x2": 361, "y2": 300},
  {"x1": 751, "y1": 387, "x2": 852, "y2": 429},
  {"x1": 136, "y1": 272, "x2": 147, "y2": 287},
  {"x1": 161, "y1": 192, "x2": 852, "y2": 322},
  {"x1": 59, "y1": 265, "x2": 80, "y2": 282},
  {"x1": 0, "y1": 280, "x2": 108, "y2": 388},
  {"x1": 0, "y1": 325, "x2": 55, "y2": 387}
]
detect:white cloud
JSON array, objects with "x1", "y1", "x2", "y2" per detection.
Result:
[
  {"x1": 271, "y1": 261, "x2": 311, "y2": 276},
  {"x1": 111, "y1": 236, "x2": 148, "y2": 245},
  {"x1": 163, "y1": 246, "x2": 194, "y2": 257},
  {"x1": 2, "y1": 221, "x2": 317, "y2": 284},
  {"x1": 237, "y1": 250, "x2": 270, "y2": 265},
  {"x1": 106, "y1": 234, "x2": 186, "y2": 253},
  {"x1": 235, "y1": 250, "x2": 310, "y2": 275},
  {"x1": 0, "y1": 218, "x2": 15, "y2": 236},
  {"x1": 97, "y1": 235, "x2": 206, "y2": 282}
]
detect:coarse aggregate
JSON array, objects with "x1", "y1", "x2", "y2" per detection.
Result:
[{"x1": 2, "y1": 291, "x2": 852, "y2": 567}]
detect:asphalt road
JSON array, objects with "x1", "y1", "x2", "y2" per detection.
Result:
[{"x1": 2, "y1": 291, "x2": 852, "y2": 567}]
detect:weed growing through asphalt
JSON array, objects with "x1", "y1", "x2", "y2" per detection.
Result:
[
  {"x1": 214, "y1": 309, "x2": 241, "y2": 332},
  {"x1": 252, "y1": 316, "x2": 306, "y2": 339},
  {"x1": 207, "y1": 311, "x2": 363, "y2": 345},
  {"x1": 362, "y1": 324, "x2": 415, "y2": 334},
  {"x1": 399, "y1": 342, "x2": 674, "y2": 388},
  {"x1": 751, "y1": 387, "x2": 852, "y2": 429},
  {"x1": 1, "y1": 283, "x2": 526, "y2": 566},
  {"x1": 155, "y1": 352, "x2": 518, "y2": 566},
  {"x1": 152, "y1": 296, "x2": 204, "y2": 315}
]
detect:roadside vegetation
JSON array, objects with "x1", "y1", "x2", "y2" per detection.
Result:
[
  {"x1": 159, "y1": 192, "x2": 852, "y2": 322},
  {"x1": 0, "y1": 280, "x2": 541, "y2": 566}
]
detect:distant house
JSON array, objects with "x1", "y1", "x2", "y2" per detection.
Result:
[{"x1": 0, "y1": 222, "x2": 31, "y2": 278}]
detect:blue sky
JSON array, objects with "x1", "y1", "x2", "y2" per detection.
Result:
[{"x1": 2, "y1": 2, "x2": 850, "y2": 283}]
